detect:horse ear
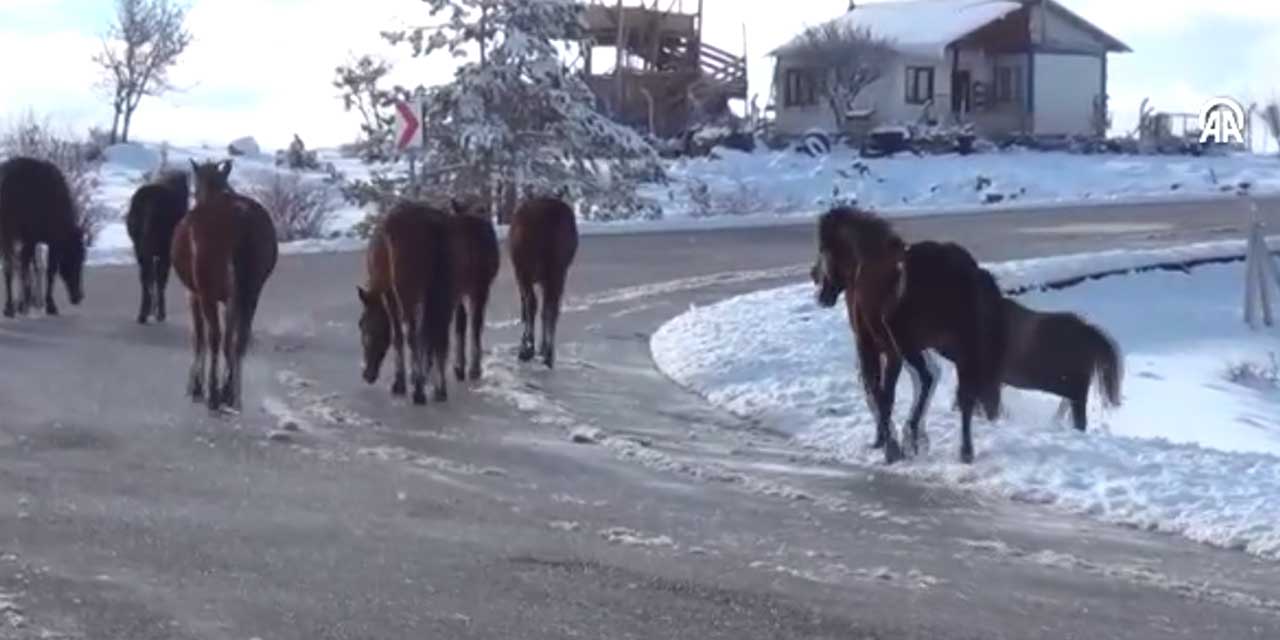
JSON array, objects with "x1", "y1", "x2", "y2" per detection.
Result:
[
  {"x1": 356, "y1": 286, "x2": 371, "y2": 306},
  {"x1": 450, "y1": 198, "x2": 464, "y2": 215},
  {"x1": 189, "y1": 159, "x2": 199, "y2": 173},
  {"x1": 218, "y1": 160, "x2": 233, "y2": 177}
]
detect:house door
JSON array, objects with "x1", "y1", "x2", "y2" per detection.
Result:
[{"x1": 951, "y1": 70, "x2": 971, "y2": 115}]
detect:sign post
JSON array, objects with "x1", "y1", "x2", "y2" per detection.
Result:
[{"x1": 1243, "y1": 204, "x2": 1280, "y2": 329}]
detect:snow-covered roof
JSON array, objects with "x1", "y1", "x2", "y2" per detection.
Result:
[{"x1": 771, "y1": 0, "x2": 1023, "y2": 60}]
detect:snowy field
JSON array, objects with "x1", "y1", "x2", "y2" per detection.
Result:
[
  {"x1": 80, "y1": 141, "x2": 1280, "y2": 265},
  {"x1": 652, "y1": 249, "x2": 1280, "y2": 559}
]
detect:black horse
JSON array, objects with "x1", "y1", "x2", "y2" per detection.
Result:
[
  {"x1": 127, "y1": 170, "x2": 190, "y2": 323},
  {"x1": 0, "y1": 157, "x2": 87, "y2": 317},
  {"x1": 998, "y1": 293, "x2": 1123, "y2": 432},
  {"x1": 813, "y1": 208, "x2": 1004, "y2": 464}
]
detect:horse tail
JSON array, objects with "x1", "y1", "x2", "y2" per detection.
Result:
[
  {"x1": 972, "y1": 267, "x2": 1005, "y2": 420},
  {"x1": 1084, "y1": 321, "x2": 1123, "y2": 408},
  {"x1": 231, "y1": 219, "x2": 264, "y2": 358}
]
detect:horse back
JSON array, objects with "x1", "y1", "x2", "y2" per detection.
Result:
[
  {"x1": 449, "y1": 214, "x2": 500, "y2": 295},
  {"x1": 127, "y1": 182, "x2": 189, "y2": 255},
  {"x1": 172, "y1": 194, "x2": 255, "y2": 302},
  {"x1": 510, "y1": 196, "x2": 577, "y2": 285},
  {"x1": 0, "y1": 156, "x2": 77, "y2": 246},
  {"x1": 370, "y1": 202, "x2": 450, "y2": 307}
]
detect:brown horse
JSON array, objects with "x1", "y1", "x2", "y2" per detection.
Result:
[
  {"x1": 0, "y1": 156, "x2": 87, "y2": 318},
  {"x1": 999, "y1": 293, "x2": 1123, "y2": 432},
  {"x1": 448, "y1": 199, "x2": 500, "y2": 381},
  {"x1": 357, "y1": 201, "x2": 454, "y2": 404},
  {"x1": 172, "y1": 159, "x2": 279, "y2": 411},
  {"x1": 509, "y1": 196, "x2": 578, "y2": 368},
  {"x1": 813, "y1": 207, "x2": 1004, "y2": 464}
]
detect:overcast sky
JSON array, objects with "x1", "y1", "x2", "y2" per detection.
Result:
[{"x1": 1, "y1": 0, "x2": 1277, "y2": 150}]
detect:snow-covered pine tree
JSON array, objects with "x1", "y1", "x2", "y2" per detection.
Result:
[{"x1": 339, "y1": 0, "x2": 662, "y2": 226}]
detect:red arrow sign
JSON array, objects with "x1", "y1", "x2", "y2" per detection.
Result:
[{"x1": 394, "y1": 100, "x2": 422, "y2": 150}]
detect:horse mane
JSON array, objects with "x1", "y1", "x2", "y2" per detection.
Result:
[{"x1": 817, "y1": 207, "x2": 903, "y2": 261}]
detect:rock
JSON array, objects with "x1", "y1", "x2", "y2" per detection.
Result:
[
  {"x1": 267, "y1": 431, "x2": 294, "y2": 443},
  {"x1": 570, "y1": 426, "x2": 602, "y2": 444},
  {"x1": 227, "y1": 136, "x2": 262, "y2": 156}
]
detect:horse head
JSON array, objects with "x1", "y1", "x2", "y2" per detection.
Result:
[
  {"x1": 356, "y1": 286, "x2": 390, "y2": 384},
  {"x1": 59, "y1": 226, "x2": 87, "y2": 305},
  {"x1": 190, "y1": 159, "x2": 234, "y2": 204}
]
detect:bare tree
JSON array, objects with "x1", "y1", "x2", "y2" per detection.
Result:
[
  {"x1": 1263, "y1": 100, "x2": 1280, "y2": 155},
  {"x1": 94, "y1": 0, "x2": 193, "y2": 144},
  {"x1": 790, "y1": 23, "x2": 894, "y2": 131}
]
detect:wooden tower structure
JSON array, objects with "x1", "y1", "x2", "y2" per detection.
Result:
[{"x1": 579, "y1": 0, "x2": 748, "y2": 138}]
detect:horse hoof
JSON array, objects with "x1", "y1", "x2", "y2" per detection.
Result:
[
  {"x1": 467, "y1": 367, "x2": 482, "y2": 382},
  {"x1": 391, "y1": 379, "x2": 407, "y2": 396},
  {"x1": 45, "y1": 305, "x2": 58, "y2": 316},
  {"x1": 412, "y1": 389, "x2": 427, "y2": 406},
  {"x1": 454, "y1": 366, "x2": 466, "y2": 382},
  {"x1": 883, "y1": 441, "x2": 905, "y2": 464},
  {"x1": 2, "y1": 307, "x2": 12, "y2": 319},
  {"x1": 870, "y1": 437, "x2": 887, "y2": 450},
  {"x1": 517, "y1": 348, "x2": 535, "y2": 363},
  {"x1": 960, "y1": 448, "x2": 974, "y2": 464},
  {"x1": 432, "y1": 388, "x2": 447, "y2": 403},
  {"x1": 137, "y1": 315, "x2": 149, "y2": 325}
]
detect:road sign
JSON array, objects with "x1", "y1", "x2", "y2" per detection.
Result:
[{"x1": 394, "y1": 99, "x2": 424, "y2": 151}]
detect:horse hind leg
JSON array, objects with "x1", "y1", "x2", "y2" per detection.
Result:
[
  {"x1": 17, "y1": 242, "x2": 35, "y2": 315},
  {"x1": 453, "y1": 300, "x2": 468, "y2": 382},
  {"x1": 956, "y1": 370, "x2": 980, "y2": 464},
  {"x1": 43, "y1": 248, "x2": 57, "y2": 315},
  {"x1": 386, "y1": 295, "x2": 407, "y2": 397},
  {"x1": 406, "y1": 302, "x2": 428, "y2": 405},
  {"x1": 203, "y1": 298, "x2": 223, "y2": 411},
  {"x1": 155, "y1": 255, "x2": 172, "y2": 322},
  {"x1": 1070, "y1": 393, "x2": 1089, "y2": 433},
  {"x1": 517, "y1": 280, "x2": 538, "y2": 363},
  {"x1": 136, "y1": 249, "x2": 154, "y2": 323},
  {"x1": 467, "y1": 288, "x2": 489, "y2": 380},
  {"x1": 2, "y1": 242, "x2": 14, "y2": 318},
  {"x1": 540, "y1": 276, "x2": 565, "y2": 369},
  {"x1": 220, "y1": 304, "x2": 240, "y2": 411},
  {"x1": 187, "y1": 295, "x2": 207, "y2": 400}
]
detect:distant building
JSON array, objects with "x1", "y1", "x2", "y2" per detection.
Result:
[
  {"x1": 768, "y1": 0, "x2": 1130, "y2": 139},
  {"x1": 579, "y1": 1, "x2": 748, "y2": 138}
]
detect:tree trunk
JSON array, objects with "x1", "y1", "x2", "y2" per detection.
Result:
[
  {"x1": 109, "y1": 108, "x2": 122, "y2": 145},
  {"x1": 121, "y1": 104, "x2": 137, "y2": 143}
]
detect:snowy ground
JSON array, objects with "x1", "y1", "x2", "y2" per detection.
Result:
[
  {"x1": 81, "y1": 141, "x2": 1280, "y2": 265},
  {"x1": 652, "y1": 248, "x2": 1280, "y2": 559}
]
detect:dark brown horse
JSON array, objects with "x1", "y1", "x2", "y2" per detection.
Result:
[
  {"x1": 357, "y1": 201, "x2": 454, "y2": 404},
  {"x1": 127, "y1": 170, "x2": 190, "y2": 323},
  {"x1": 0, "y1": 156, "x2": 87, "y2": 317},
  {"x1": 172, "y1": 159, "x2": 279, "y2": 411},
  {"x1": 509, "y1": 196, "x2": 578, "y2": 368},
  {"x1": 999, "y1": 293, "x2": 1123, "y2": 432},
  {"x1": 813, "y1": 207, "x2": 1004, "y2": 464},
  {"x1": 448, "y1": 199, "x2": 500, "y2": 381}
]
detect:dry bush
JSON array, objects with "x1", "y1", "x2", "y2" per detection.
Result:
[
  {"x1": 1, "y1": 114, "x2": 110, "y2": 246},
  {"x1": 241, "y1": 170, "x2": 340, "y2": 242},
  {"x1": 1225, "y1": 353, "x2": 1279, "y2": 390}
]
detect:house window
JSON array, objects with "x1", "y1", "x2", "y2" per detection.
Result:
[
  {"x1": 995, "y1": 65, "x2": 1022, "y2": 104},
  {"x1": 905, "y1": 66, "x2": 934, "y2": 105},
  {"x1": 784, "y1": 68, "x2": 824, "y2": 107}
]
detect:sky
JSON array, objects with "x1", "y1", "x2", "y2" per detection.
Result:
[{"x1": 0, "y1": 0, "x2": 1278, "y2": 151}]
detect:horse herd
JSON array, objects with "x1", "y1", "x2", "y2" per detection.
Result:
[{"x1": 0, "y1": 155, "x2": 1121, "y2": 465}]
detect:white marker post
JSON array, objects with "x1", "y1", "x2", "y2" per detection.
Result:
[{"x1": 1243, "y1": 206, "x2": 1279, "y2": 329}]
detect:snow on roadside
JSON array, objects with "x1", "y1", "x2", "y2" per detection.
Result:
[
  {"x1": 651, "y1": 246, "x2": 1280, "y2": 559},
  {"x1": 81, "y1": 140, "x2": 1280, "y2": 266}
]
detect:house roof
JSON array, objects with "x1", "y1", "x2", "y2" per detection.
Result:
[{"x1": 770, "y1": 0, "x2": 1130, "y2": 60}]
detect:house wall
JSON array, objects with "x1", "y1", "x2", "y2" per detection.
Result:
[
  {"x1": 1030, "y1": 2, "x2": 1112, "y2": 54},
  {"x1": 1032, "y1": 53, "x2": 1102, "y2": 135},
  {"x1": 770, "y1": 54, "x2": 942, "y2": 136},
  {"x1": 971, "y1": 52, "x2": 1031, "y2": 136}
]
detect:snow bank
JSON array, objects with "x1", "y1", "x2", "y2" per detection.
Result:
[
  {"x1": 102, "y1": 143, "x2": 161, "y2": 172},
  {"x1": 652, "y1": 248, "x2": 1280, "y2": 559},
  {"x1": 646, "y1": 147, "x2": 1280, "y2": 221}
]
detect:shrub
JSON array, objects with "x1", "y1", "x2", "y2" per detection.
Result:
[
  {"x1": 241, "y1": 170, "x2": 340, "y2": 242},
  {"x1": 1225, "y1": 353, "x2": 1279, "y2": 390}
]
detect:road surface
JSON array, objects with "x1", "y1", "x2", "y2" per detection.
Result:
[{"x1": 1, "y1": 196, "x2": 1278, "y2": 639}]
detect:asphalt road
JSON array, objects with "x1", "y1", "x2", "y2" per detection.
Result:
[{"x1": 2, "y1": 196, "x2": 1278, "y2": 639}]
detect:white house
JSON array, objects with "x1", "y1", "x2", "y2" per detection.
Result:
[{"x1": 768, "y1": 0, "x2": 1131, "y2": 139}]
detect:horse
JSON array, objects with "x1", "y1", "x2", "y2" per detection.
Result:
[
  {"x1": 812, "y1": 207, "x2": 1004, "y2": 464},
  {"x1": 998, "y1": 294, "x2": 1123, "y2": 432},
  {"x1": 126, "y1": 170, "x2": 190, "y2": 323},
  {"x1": 357, "y1": 201, "x2": 454, "y2": 404},
  {"x1": 448, "y1": 199, "x2": 501, "y2": 381},
  {"x1": 0, "y1": 156, "x2": 87, "y2": 318},
  {"x1": 509, "y1": 196, "x2": 578, "y2": 369},
  {"x1": 171, "y1": 159, "x2": 279, "y2": 411}
]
